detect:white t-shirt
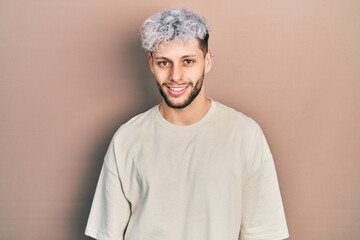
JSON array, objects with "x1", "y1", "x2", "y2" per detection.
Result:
[{"x1": 85, "y1": 99, "x2": 289, "y2": 240}]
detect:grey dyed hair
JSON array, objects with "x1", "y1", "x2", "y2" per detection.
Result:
[{"x1": 140, "y1": 7, "x2": 210, "y2": 53}]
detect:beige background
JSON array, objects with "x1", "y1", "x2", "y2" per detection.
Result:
[{"x1": 1, "y1": 0, "x2": 359, "y2": 239}]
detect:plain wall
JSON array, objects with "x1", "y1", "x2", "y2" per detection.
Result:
[{"x1": 1, "y1": 0, "x2": 359, "y2": 239}]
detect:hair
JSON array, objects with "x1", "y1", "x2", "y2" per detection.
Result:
[{"x1": 140, "y1": 7, "x2": 210, "y2": 55}]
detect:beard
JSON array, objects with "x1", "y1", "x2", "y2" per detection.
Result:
[{"x1": 156, "y1": 73, "x2": 204, "y2": 109}]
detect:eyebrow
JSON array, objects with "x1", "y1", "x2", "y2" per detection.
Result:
[
  {"x1": 154, "y1": 54, "x2": 198, "y2": 60},
  {"x1": 181, "y1": 54, "x2": 198, "y2": 58},
  {"x1": 154, "y1": 56, "x2": 170, "y2": 60}
]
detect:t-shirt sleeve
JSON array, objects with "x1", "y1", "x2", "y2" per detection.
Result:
[
  {"x1": 240, "y1": 121, "x2": 289, "y2": 240},
  {"x1": 85, "y1": 137, "x2": 131, "y2": 240}
]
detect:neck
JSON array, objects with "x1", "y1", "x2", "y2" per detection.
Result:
[{"x1": 159, "y1": 91, "x2": 211, "y2": 126}]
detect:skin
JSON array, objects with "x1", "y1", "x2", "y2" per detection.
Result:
[{"x1": 148, "y1": 38, "x2": 213, "y2": 126}]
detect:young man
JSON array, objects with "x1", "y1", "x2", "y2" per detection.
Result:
[{"x1": 85, "y1": 7, "x2": 289, "y2": 240}]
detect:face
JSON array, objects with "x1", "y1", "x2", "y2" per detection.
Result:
[{"x1": 148, "y1": 38, "x2": 212, "y2": 109}]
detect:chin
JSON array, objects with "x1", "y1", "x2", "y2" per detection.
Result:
[{"x1": 164, "y1": 97, "x2": 192, "y2": 109}]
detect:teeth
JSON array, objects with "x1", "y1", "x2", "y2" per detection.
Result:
[{"x1": 170, "y1": 87, "x2": 186, "y2": 91}]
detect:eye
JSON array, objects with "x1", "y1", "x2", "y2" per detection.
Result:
[
  {"x1": 158, "y1": 61, "x2": 168, "y2": 66},
  {"x1": 184, "y1": 59, "x2": 194, "y2": 64}
]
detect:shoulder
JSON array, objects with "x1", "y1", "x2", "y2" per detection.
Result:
[
  {"x1": 213, "y1": 100, "x2": 262, "y2": 134},
  {"x1": 112, "y1": 105, "x2": 158, "y2": 141}
]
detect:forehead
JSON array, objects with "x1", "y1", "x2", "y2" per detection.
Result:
[{"x1": 152, "y1": 38, "x2": 203, "y2": 58}]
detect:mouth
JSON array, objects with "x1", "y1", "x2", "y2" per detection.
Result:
[{"x1": 166, "y1": 86, "x2": 188, "y2": 96}]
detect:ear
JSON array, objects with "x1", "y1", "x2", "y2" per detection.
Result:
[
  {"x1": 204, "y1": 50, "x2": 213, "y2": 74},
  {"x1": 148, "y1": 52, "x2": 155, "y2": 74}
]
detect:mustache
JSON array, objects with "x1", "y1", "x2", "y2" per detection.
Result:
[{"x1": 161, "y1": 82, "x2": 193, "y2": 87}]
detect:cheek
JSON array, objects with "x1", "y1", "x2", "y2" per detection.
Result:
[
  {"x1": 153, "y1": 69, "x2": 169, "y2": 81},
  {"x1": 185, "y1": 66, "x2": 205, "y2": 79}
]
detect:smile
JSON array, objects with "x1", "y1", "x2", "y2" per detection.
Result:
[
  {"x1": 167, "y1": 86, "x2": 188, "y2": 95},
  {"x1": 170, "y1": 87, "x2": 186, "y2": 91}
]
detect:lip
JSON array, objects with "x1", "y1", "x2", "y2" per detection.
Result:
[{"x1": 166, "y1": 86, "x2": 188, "y2": 96}]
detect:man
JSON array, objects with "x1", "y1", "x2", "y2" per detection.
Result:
[{"x1": 85, "y1": 7, "x2": 289, "y2": 240}]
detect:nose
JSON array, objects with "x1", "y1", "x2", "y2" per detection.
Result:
[{"x1": 169, "y1": 64, "x2": 184, "y2": 82}]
